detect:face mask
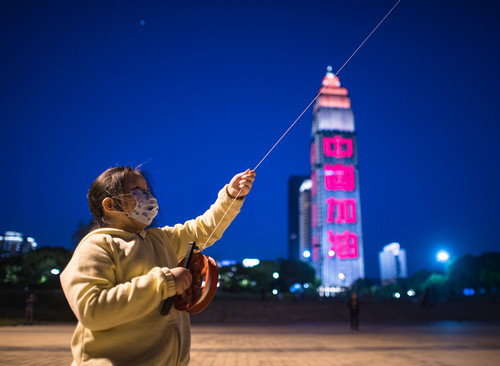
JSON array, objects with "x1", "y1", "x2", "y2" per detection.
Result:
[{"x1": 127, "y1": 189, "x2": 159, "y2": 226}]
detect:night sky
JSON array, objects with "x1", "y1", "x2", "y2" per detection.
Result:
[{"x1": 1, "y1": 0, "x2": 499, "y2": 278}]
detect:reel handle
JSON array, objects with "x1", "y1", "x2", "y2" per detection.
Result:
[{"x1": 160, "y1": 242, "x2": 197, "y2": 316}]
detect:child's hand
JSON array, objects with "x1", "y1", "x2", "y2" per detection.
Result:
[
  {"x1": 227, "y1": 169, "x2": 256, "y2": 198},
  {"x1": 170, "y1": 267, "x2": 193, "y2": 295}
]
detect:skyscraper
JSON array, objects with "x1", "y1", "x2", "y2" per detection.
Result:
[
  {"x1": 379, "y1": 242, "x2": 407, "y2": 286},
  {"x1": 288, "y1": 175, "x2": 310, "y2": 261},
  {"x1": 310, "y1": 67, "x2": 365, "y2": 293},
  {"x1": 0, "y1": 231, "x2": 37, "y2": 258}
]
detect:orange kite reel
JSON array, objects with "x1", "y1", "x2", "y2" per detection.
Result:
[
  {"x1": 160, "y1": 242, "x2": 219, "y2": 315},
  {"x1": 174, "y1": 252, "x2": 219, "y2": 314}
]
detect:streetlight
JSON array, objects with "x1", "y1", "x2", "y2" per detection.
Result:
[
  {"x1": 436, "y1": 250, "x2": 450, "y2": 274},
  {"x1": 436, "y1": 250, "x2": 450, "y2": 263}
]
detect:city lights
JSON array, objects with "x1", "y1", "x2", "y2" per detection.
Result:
[
  {"x1": 290, "y1": 283, "x2": 302, "y2": 293},
  {"x1": 463, "y1": 288, "x2": 475, "y2": 296},
  {"x1": 302, "y1": 250, "x2": 311, "y2": 258},
  {"x1": 273, "y1": 272, "x2": 280, "y2": 279},
  {"x1": 51, "y1": 268, "x2": 60, "y2": 275},
  {"x1": 407, "y1": 289, "x2": 416, "y2": 297},
  {"x1": 393, "y1": 292, "x2": 401, "y2": 299},
  {"x1": 242, "y1": 258, "x2": 260, "y2": 268}
]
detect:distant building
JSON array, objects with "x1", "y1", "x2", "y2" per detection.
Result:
[
  {"x1": 310, "y1": 67, "x2": 365, "y2": 294},
  {"x1": 379, "y1": 242, "x2": 407, "y2": 285},
  {"x1": 298, "y1": 179, "x2": 312, "y2": 262},
  {"x1": 288, "y1": 175, "x2": 310, "y2": 261},
  {"x1": 0, "y1": 231, "x2": 37, "y2": 258}
]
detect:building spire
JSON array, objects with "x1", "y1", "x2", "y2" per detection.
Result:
[
  {"x1": 326, "y1": 65, "x2": 334, "y2": 77},
  {"x1": 322, "y1": 65, "x2": 340, "y2": 88}
]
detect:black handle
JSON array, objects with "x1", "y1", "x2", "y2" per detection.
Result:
[
  {"x1": 160, "y1": 296, "x2": 175, "y2": 315},
  {"x1": 160, "y1": 242, "x2": 197, "y2": 316}
]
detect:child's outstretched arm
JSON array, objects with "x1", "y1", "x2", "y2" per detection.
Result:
[{"x1": 226, "y1": 169, "x2": 256, "y2": 199}]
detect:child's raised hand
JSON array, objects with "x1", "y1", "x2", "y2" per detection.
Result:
[
  {"x1": 227, "y1": 169, "x2": 256, "y2": 199},
  {"x1": 170, "y1": 267, "x2": 193, "y2": 295}
]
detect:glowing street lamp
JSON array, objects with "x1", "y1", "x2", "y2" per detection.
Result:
[{"x1": 436, "y1": 250, "x2": 450, "y2": 263}]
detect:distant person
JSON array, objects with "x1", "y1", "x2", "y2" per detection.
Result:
[
  {"x1": 348, "y1": 292, "x2": 360, "y2": 330},
  {"x1": 24, "y1": 293, "x2": 36, "y2": 325},
  {"x1": 61, "y1": 166, "x2": 255, "y2": 366}
]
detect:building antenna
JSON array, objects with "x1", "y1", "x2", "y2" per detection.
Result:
[{"x1": 203, "y1": 0, "x2": 401, "y2": 247}]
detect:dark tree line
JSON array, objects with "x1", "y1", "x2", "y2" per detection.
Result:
[{"x1": 0, "y1": 247, "x2": 73, "y2": 289}]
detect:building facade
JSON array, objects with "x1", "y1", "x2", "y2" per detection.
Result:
[
  {"x1": 288, "y1": 176, "x2": 311, "y2": 261},
  {"x1": 379, "y1": 242, "x2": 407, "y2": 286},
  {"x1": 310, "y1": 67, "x2": 365, "y2": 293},
  {"x1": 0, "y1": 231, "x2": 37, "y2": 258}
]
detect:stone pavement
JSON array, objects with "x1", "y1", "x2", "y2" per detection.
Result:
[{"x1": 0, "y1": 322, "x2": 499, "y2": 365}]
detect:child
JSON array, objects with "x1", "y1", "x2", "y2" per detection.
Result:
[{"x1": 61, "y1": 166, "x2": 256, "y2": 366}]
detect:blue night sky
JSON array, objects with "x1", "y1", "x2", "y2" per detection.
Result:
[{"x1": 1, "y1": 0, "x2": 498, "y2": 278}]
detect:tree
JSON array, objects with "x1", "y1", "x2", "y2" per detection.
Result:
[
  {"x1": 477, "y1": 252, "x2": 500, "y2": 293},
  {"x1": 248, "y1": 261, "x2": 280, "y2": 299},
  {"x1": 278, "y1": 260, "x2": 317, "y2": 292},
  {"x1": 73, "y1": 219, "x2": 94, "y2": 247},
  {"x1": 218, "y1": 263, "x2": 251, "y2": 293},
  {"x1": 407, "y1": 269, "x2": 433, "y2": 292},
  {"x1": 21, "y1": 247, "x2": 72, "y2": 289},
  {"x1": 448, "y1": 254, "x2": 480, "y2": 291}
]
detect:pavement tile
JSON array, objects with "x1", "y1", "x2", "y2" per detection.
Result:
[{"x1": 0, "y1": 323, "x2": 499, "y2": 365}]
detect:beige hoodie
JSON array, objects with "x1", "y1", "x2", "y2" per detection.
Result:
[{"x1": 61, "y1": 185, "x2": 244, "y2": 365}]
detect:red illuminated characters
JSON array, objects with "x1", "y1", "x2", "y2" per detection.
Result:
[
  {"x1": 323, "y1": 136, "x2": 353, "y2": 158},
  {"x1": 324, "y1": 164, "x2": 355, "y2": 191},
  {"x1": 328, "y1": 230, "x2": 358, "y2": 259},
  {"x1": 325, "y1": 197, "x2": 356, "y2": 224}
]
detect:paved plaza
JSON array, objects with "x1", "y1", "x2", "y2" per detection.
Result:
[{"x1": 0, "y1": 322, "x2": 499, "y2": 365}]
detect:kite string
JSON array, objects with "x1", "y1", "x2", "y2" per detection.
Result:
[
  {"x1": 202, "y1": 0, "x2": 401, "y2": 247},
  {"x1": 333, "y1": 0, "x2": 401, "y2": 79},
  {"x1": 254, "y1": 0, "x2": 400, "y2": 171}
]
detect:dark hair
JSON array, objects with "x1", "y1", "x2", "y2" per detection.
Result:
[{"x1": 87, "y1": 166, "x2": 154, "y2": 229}]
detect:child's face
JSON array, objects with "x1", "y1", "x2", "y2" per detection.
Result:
[
  {"x1": 104, "y1": 171, "x2": 152, "y2": 232},
  {"x1": 121, "y1": 172, "x2": 150, "y2": 214}
]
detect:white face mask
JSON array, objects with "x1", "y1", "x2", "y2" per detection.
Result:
[{"x1": 127, "y1": 189, "x2": 159, "y2": 226}]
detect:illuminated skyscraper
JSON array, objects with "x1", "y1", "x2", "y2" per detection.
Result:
[
  {"x1": 0, "y1": 231, "x2": 37, "y2": 258},
  {"x1": 310, "y1": 67, "x2": 365, "y2": 294},
  {"x1": 379, "y1": 242, "x2": 407, "y2": 286},
  {"x1": 288, "y1": 175, "x2": 310, "y2": 261},
  {"x1": 298, "y1": 179, "x2": 312, "y2": 261}
]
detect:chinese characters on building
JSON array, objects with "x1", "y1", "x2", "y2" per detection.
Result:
[{"x1": 313, "y1": 136, "x2": 359, "y2": 260}]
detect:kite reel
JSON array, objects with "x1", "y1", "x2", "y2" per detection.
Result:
[
  {"x1": 174, "y1": 252, "x2": 219, "y2": 313},
  {"x1": 161, "y1": 242, "x2": 219, "y2": 315}
]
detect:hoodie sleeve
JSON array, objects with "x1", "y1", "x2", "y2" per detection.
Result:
[
  {"x1": 60, "y1": 234, "x2": 177, "y2": 331},
  {"x1": 162, "y1": 184, "x2": 245, "y2": 260}
]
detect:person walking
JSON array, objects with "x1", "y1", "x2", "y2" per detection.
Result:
[{"x1": 348, "y1": 292, "x2": 360, "y2": 330}]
